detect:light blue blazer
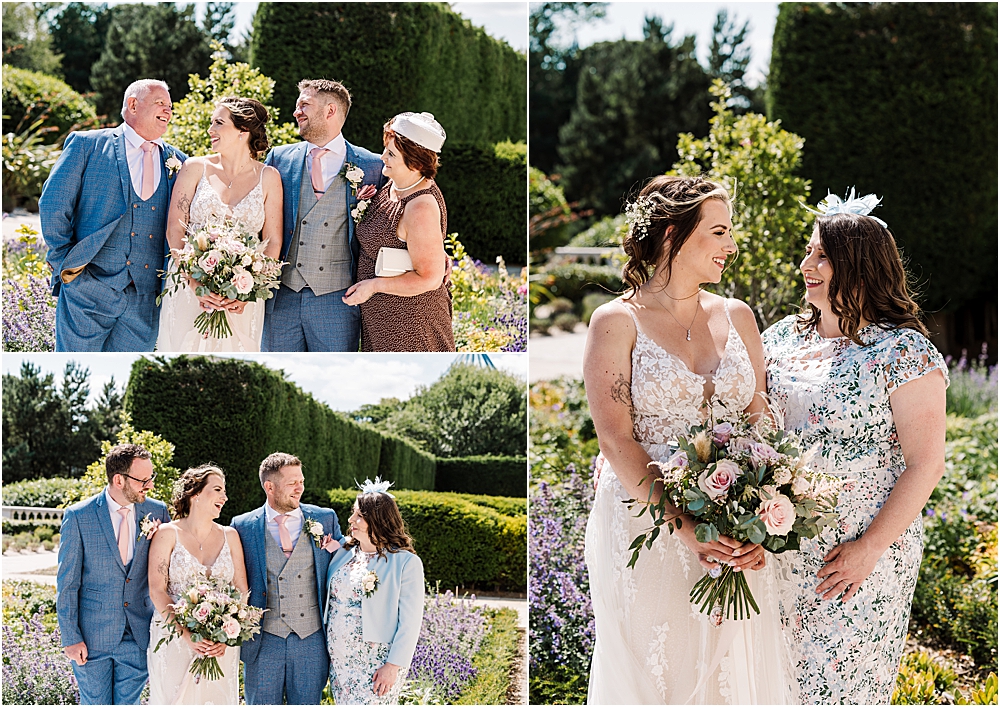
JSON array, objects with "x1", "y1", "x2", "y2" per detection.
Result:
[
  {"x1": 56, "y1": 491, "x2": 171, "y2": 653},
  {"x1": 324, "y1": 546, "x2": 425, "y2": 668}
]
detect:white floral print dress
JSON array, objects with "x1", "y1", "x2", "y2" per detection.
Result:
[
  {"x1": 327, "y1": 547, "x2": 403, "y2": 705},
  {"x1": 762, "y1": 316, "x2": 948, "y2": 704}
]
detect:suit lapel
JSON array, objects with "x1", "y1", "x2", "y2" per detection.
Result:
[
  {"x1": 344, "y1": 143, "x2": 360, "y2": 243},
  {"x1": 94, "y1": 492, "x2": 126, "y2": 573},
  {"x1": 254, "y1": 507, "x2": 269, "y2": 590},
  {"x1": 112, "y1": 125, "x2": 132, "y2": 206},
  {"x1": 290, "y1": 142, "x2": 309, "y2": 226}
]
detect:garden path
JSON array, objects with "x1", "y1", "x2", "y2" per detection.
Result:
[
  {"x1": 2, "y1": 548, "x2": 57, "y2": 585},
  {"x1": 528, "y1": 326, "x2": 588, "y2": 382}
]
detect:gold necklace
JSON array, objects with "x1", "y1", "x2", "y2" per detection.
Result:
[
  {"x1": 660, "y1": 287, "x2": 702, "y2": 301},
  {"x1": 652, "y1": 289, "x2": 700, "y2": 341}
]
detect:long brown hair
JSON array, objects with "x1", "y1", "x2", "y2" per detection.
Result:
[
  {"x1": 344, "y1": 492, "x2": 416, "y2": 559},
  {"x1": 796, "y1": 213, "x2": 928, "y2": 344},
  {"x1": 622, "y1": 175, "x2": 731, "y2": 297}
]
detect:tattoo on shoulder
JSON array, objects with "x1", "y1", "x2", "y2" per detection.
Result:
[{"x1": 610, "y1": 373, "x2": 634, "y2": 415}]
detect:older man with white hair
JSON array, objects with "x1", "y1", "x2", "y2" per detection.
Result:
[{"x1": 39, "y1": 79, "x2": 187, "y2": 351}]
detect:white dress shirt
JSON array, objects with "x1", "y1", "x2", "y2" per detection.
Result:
[
  {"x1": 105, "y1": 487, "x2": 136, "y2": 564},
  {"x1": 122, "y1": 122, "x2": 165, "y2": 199},
  {"x1": 306, "y1": 133, "x2": 347, "y2": 194},
  {"x1": 265, "y1": 502, "x2": 303, "y2": 549}
]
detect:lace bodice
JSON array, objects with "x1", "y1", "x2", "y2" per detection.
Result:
[
  {"x1": 627, "y1": 300, "x2": 757, "y2": 447},
  {"x1": 166, "y1": 526, "x2": 235, "y2": 599},
  {"x1": 189, "y1": 166, "x2": 266, "y2": 234}
]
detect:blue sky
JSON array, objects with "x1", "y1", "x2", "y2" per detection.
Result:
[{"x1": 3, "y1": 353, "x2": 527, "y2": 412}]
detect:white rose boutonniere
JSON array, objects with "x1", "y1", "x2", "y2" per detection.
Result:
[
  {"x1": 361, "y1": 569, "x2": 379, "y2": 598},
  {"x1": 342, "y1": 162, "x2": 365, "y2": 195},
  {"x1": 164, "y1": 149, "x2": 183, "y2": 178},
  {"x1": 137, "y1": 513, "x2": 161, "y2": 541}
]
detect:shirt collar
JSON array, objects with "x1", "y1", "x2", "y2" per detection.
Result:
[
  {"x1": 105, "y1": 486, "x2": 134, "y2": 513},
  {"x1": 307, "y1": 132, "x2": 345, "y2": 155},
  {"x1": 122, "y1": 122, "x2": 165, "y2": 150},
  {"x1": 265, "y1": 502, "x2": 303, "y2": 522}
]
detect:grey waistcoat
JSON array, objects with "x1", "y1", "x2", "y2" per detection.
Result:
[
  {"x1": 281, "y1": 158, "x2": 353, "y2": 295},
  {"x1": 261, "y1": 527, "x2": 322, "y2": 639}
]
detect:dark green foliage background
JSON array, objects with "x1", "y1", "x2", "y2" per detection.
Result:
[
  {"x1": 249, "y1": 2, "x2": 527, "y2": 152},
  {"x1": 435, "y1": 455, "x2": 527, "y2": 497},
  {"x1": 436, "y1": 141, "x2": 527, "y2": 264},
  {"x1": 123, "y1": 356, "x2": 435, "y2": 522},
  {"x1": 767, "y1": 2, "x2": 998, "y2": 313},
  {"x1": 328, "y1": 488, "x2": 526, "y2": 592},
  {"x1": 1, "y1": 68, "x2": 97, "y2": 142}
]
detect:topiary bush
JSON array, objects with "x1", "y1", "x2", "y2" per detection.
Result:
[
  {"x1": 436, "y1": 140, "x2": 527, "y2": 264},
  {"x1": 1, "y1": 67, "x2": 98, "y2": 144},
  {"x1": 434, "y1": 456, "x2": 526, "y2": 497},
  {"x1": 124, "y1": 356, "x2": 435, "y2": 521},
  {"x1": 328, "y1": 489, "x2": 526, "y2": 592}
]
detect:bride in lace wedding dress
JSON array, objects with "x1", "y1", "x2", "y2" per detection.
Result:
[
  {"x1": 147, "y1": 465, "x2": 249, "y2": 705},
  {"x1": 156, "y1": 97, "x2": 283, "y2": 352},
  {"x1": 583, "y1": 176, "x2": 795, "y2": 704}
]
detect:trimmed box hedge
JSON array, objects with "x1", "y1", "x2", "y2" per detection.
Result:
[
  {"x1": 435, "y1": 455, "x2": 527, "y2": 498},
  {"x1": 124, "y1": 356, "x2": 435, "y2": 521},
  {"x1": 328, "y1": 489, "x2": 526, "y2": 593}
]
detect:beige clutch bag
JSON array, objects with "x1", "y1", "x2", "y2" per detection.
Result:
[{"x1": 375, "y1": 247, "x2": 413, "y2": 277}]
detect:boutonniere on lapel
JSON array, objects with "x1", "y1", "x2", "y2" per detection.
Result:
[
  {"x1": 361, "y1": 569, "x2": 379, "y2": 598},
  {"x1": 342, "y1": 162, "x2": 365, "y2": 195},
  {"x1": 137, "y1": 513, "x2": 162, "y2": 541},
  {"x1": 304, "y1": 516, "x2": 341, "y2": 553},
  {"x1": 164, "y1": 148, "x2": 183, "y2": 179}
]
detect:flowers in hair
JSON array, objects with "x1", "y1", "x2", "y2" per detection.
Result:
[{"x1": 624, "y1": 196, "x2": 654, "y2": 241}]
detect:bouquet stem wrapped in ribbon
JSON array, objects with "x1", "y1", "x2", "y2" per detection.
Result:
[
  {"x1": 155, "y1": 577, "x2": 265, "y2": 681},
  {"x1": 627, "y1": 412, "x2": 841, "y2": 624},
  {"x1": 156, "y1": 219, "x2": 286, "y2": 340}
]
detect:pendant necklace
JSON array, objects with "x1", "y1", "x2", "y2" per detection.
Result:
[
  {"x1": 654, "y1": 289, "x2": 700, "y2": 341},
  {"x1": 221, "y1": 159, "x2": 254, "y2": 189}
]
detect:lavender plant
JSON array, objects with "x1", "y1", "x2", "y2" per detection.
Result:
[
  {"x1": 1, "y1": 612, "x2": 78, "y2": 705},
  {"x1": 945, "y1": 345, "x2": 998, "y2": 418},
  {"x1": 2, "y1": 225, "x2": 56, "y2": 351}
]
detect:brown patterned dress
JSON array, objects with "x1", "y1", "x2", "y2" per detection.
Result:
[{"x1": 356, "y1": 181, "x2": 455, "y2": 352}]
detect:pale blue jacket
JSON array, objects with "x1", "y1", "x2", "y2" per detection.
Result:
[{"x1": 324, "y1": 546, "x2": 425, "y2": 668}]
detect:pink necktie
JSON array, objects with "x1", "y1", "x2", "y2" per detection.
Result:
[
  {"x1": 116, "y1": 507, "x2": 131, "y2": 563},
  {"x1": 275, "y1": 514, "x2": 294, "y2": 558},
  {"x1": 140, "y1": 141, "x2": 156, "y2": 200},
  {"x1": 310, "y1": 147, "x2": 329, "y2": 200}
]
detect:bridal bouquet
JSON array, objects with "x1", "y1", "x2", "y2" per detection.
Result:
[
  {"x1": 155, "y1": 577, "x2": 265, "y2": 681},
  {"x1": 157, "y1": 219, "x2": 285, "y2": 339},
  {"x1": 627, "y1": 413, "x2": 840, "y2": 623}
]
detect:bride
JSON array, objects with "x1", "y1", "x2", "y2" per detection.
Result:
[
  {"x1": 583, "y1": 176, "x2": 795, "y2": 704},
  {"x1": 156, "y1": 96, "x2": 283, "y2": 352},
  {"x1": 147, "y1": 465, "x2": 249, "y2": 704}
]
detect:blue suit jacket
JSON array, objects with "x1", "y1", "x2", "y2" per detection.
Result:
[
  {"x1": 231, "y1": 502, "x2": 343, "y2": 664},
  {"x1": 56, "y1": 491, "x2": 171, "y2": 653},
  {"x1": 39, "y1": 125, "x2": 185, "y2": 296},
  {"x1": 323, "y1": 547, "x2": 425, "y2": 668},
  {"x1": 264, "y1": 140, "x2": 387, "y2": 279}
]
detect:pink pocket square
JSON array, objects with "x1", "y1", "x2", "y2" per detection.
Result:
[{"x1": 321, "y1": 535, "x2": 341, "y2": 553}]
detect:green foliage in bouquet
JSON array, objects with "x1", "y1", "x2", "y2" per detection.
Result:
[
  {"x1": 164, "y1": 42, "x2": 298, "y2": 159},
  {"x1": 671, "y1": 80, "x2": 812, "y2": 329},
  {"x1": 62, "y1": 412, "x2": 180, "y2": 508},
  {"x1": 328, "y1": 489, "x2": 526, "y2": 592}
]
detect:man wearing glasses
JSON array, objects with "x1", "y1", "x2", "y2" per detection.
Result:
[{"x1": 56, "y1": 443, "x2": 171, "y2": 704}]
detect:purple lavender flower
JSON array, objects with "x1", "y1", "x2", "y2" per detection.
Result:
[
  {"x1": 2, "y1": 611, "x2": 79, "y2": 704},
  {"x1": 406, "y1": 591, "x2": 489, "y2": 701},
  {"x1": 3, "y1": 274, "x2": 56, "y2": 351}
]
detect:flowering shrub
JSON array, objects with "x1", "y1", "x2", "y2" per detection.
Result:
[
  {"x1": 1, "y1": 610, "x2": 78, "y2": 705},
  {"x1": 448, "y1": 233, "x2": 527, "y2": 352},
  {"x1": 2, "y1": 225, "x2": 56, "y2": 351},
  {"x1": 946, "y1": 346, "x2": 998, "y2": 418}
]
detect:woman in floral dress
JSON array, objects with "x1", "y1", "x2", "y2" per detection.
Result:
[
  {"x1": 323, "y1": 479, "x2": 424, "y2": 704},
  {"x1": 762, "y1": 192, "x2": 949, "y2": 704}
]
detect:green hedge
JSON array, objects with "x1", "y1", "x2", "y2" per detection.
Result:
[
  {"x1": 768, "y1": 2, "x2": 997, "y2": 313},
  {"x1": 437, "y1": 140, "x2": 526, "y2": 264},
  {"x1": 1, "y1": 67, "x2": 97, "y2": 142},
  {"x1": 533, "y1": 261, "x2": 623, "y2": 307},
  {"x1": 328, "y1": 489, "x2": 526, "y2": 592},
  {"x1": 435, "y1": 455, "x2": 526, "y2": 497},
  {"x1": 250, "y1": 2, "x2": 526, "y2": 151},
  {"x1": 124, "y1": 356, "x2": 435, "y2": 521},
  {"x1": 1, "y1": 477, "x2": 87, "y2": 508}
]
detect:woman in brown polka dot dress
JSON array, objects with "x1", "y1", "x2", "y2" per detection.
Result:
[{"x1": 342, "y1": 112, "x2": 455, "y2": 352}]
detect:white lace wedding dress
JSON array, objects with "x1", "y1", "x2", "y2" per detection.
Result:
[
  {"x1": 155, "y1": 166, "x2": 267, "y2": 352},
  {"x1": 585, "y1": 300, "x2": 796, "y2": 705},
  {"x1": 148, "y1": 527, "x2": 240, "y2": 705}
]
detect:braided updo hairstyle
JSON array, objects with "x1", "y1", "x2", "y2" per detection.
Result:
[
  {"x1": 171, "y1": 464, "x2": 225, "y2": 518},
  {"x1": 217, "y1": 96, "x2": 271, "y2": 159},
  {"x1": 622, "y1": 175, "x2": 732, "y2": 297}
]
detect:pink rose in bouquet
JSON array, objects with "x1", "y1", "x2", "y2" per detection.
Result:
[{"x1": 697, "y1": 459, "x2": 741, "y2": 499}]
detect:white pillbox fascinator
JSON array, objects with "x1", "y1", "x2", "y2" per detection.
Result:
[{"x1": 391, "y1": 112, "x2": 447, "y2": 153}]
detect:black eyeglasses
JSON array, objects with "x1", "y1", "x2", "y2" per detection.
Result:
[{"x1": 120, "y1": 472, "x2": 157, "y2": 487}]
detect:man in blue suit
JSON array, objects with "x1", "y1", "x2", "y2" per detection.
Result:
[
  {"x1": 39, "y1": 79, "x2": 186, "y2": 351},
  {"x1": 231, "y1": 452, "x2": 344, "y2": 704},
  {"x1": 56, "y1": 443, "x2": 171, "y2": 704},
  {"x1": 262, "y1": 78, "x2": 387, "y2": 351}
]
